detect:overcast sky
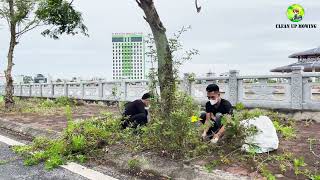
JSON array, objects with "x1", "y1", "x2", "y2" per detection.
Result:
[{"x1": 1, "y1": 0, "x2": 320, "y2": 80}]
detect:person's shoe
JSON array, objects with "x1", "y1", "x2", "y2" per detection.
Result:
[{"x1": 210, "y1": 137, "x2": 219, "y2": 144}]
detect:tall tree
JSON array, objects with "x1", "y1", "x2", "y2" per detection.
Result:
[
  {"x1": 135, "y1": 0, "x2": 201, "y2": 118},
  {"x1": 0, "y1": 0, "x2": 88, "y2": 109},
  {"x1": 135, "y1": 0, "x2": 175, "y2": 117}
]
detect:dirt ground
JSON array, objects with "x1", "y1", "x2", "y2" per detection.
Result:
[
  {"x1": 0, "y1": 104, "x2": 118, "y2": 132},
  {"x1": 216, "y1": 121, "x2": 320, "y2": 180}
]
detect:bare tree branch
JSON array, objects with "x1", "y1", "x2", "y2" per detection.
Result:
[
  {"x1": 16, "y1": 19, "x2": 41, "y2": 37},
  {"x1": 195, "y1": 0, "x2": 201, "y2": 13},
  {"x1": 135, "y1": 0, "x2": 142, "y2": 8},
  {"x1": 69, "y1": 0, "x2": 74, "y2": 6}
]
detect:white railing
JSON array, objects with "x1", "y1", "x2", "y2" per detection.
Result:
[{"x1": 1, "y1": 67, "x2": 320, "y2": 110}]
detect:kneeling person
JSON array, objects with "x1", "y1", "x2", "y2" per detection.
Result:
[
  {"x1": 122, "y1": 93, "x2": 151, "y2": 129},
  {"x1": 200, "y1": 84, "x2": 232, "y2": 143}
]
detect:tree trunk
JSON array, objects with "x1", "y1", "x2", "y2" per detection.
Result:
[
  {"x1": 4, "y1": 0, "x2": 17, "y2": 110},
  {"x1": 136, "y1": 0, "x2": 175, "y2": 117}
]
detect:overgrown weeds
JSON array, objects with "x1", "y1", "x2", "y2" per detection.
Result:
[
  {"x1": 12, "y1": 106, "x2": 122, "y2": 170},
  {"x1": 11, "y1": 98, "x2": 317, "y2": 180},
  {"x1": 0, "y1": 97, "x2": 80, "y2": 115}
]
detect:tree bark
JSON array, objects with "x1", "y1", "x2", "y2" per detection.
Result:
[
  {"x1": 4, "y1": 0, "x2": 17, "y2": 109},
  {"x1": 136, "y1": 0, "x2": 175, "y2": 117}
]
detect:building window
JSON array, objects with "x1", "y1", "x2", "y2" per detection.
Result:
[{"x1": 112, "y1": 37, "x2": 124, "y2": 42}]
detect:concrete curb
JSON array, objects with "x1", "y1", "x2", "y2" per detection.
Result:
[{"x1": 0, "y1": 117, "x2": 61, "y2": 140}]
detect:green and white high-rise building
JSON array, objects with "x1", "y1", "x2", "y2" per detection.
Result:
[{"x1": 112, "y1": 33, "x2": 145, "y2": 80}]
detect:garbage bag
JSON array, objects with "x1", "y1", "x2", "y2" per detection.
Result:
[{"x1": 241, "y1": 116, "x2": 279, "y2": 153}]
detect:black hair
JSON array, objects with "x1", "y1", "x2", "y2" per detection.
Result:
[
  {"x1": 206, "y1": 84, "x2": 219, "y2": 92},
  {"x1": 142, "y1": 93, "x2": 151, "y2": 100}
]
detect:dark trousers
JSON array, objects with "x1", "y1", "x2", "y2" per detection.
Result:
[
  {"x1": 122, "y1": 113, "x2": 148, "y2": 129},
  {"x1": 200, "y1": 112, "x2": 223, "y2": 137}
]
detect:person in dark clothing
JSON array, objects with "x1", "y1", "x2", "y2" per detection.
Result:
[
  {"x1": 121, "y1": 93, "x2": 151, "y2": 129},
  {"x1": 200, "y1": 84, "x2": 232, "y2": 143}
]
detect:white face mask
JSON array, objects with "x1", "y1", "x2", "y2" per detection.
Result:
[
  {"x1": 145, "y1": 106, "x2": 150, "y2": 110},
  {"x1": 209, "y1": 99, "x2": 218, "y2": 105}
]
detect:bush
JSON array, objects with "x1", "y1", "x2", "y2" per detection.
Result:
[
  {"x1": 124, "y1": 91, "x2": 211, "y2": 159},
  {"x1": 127, "y1": 158, "x2": 141, "y2": 170},
  {"x1": 39, "y1": 99, "x2": 56, "y2": 108},
  {"x1": 220, "y1": 109, "x2": 260, "y2": 148},
  {"x1": 55, "y1": 96, "x2": 77, "y2": 107},
  {"x1": 13, "y1": 107, "x2": 123, "y2": 170}
]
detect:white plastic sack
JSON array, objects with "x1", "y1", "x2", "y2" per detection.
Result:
[{"x1": 241, "y1": 116, "x2": 279, "y2": 153}]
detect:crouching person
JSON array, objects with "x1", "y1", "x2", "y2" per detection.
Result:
[
  {"x1": 200, "y1": 84, "x2": 232, "y2": 143},
  {"x1": 121, "y1": 93, "x2": 151, "y2": 129}
]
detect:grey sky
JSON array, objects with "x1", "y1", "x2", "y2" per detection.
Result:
[{"x1": 0, "y1": 0, "x2": 320, "y2": 80}]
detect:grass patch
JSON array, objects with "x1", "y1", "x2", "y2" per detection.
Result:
[
  {"x1": 0, "y1": 97, "x2": 81, "y2": 115},
  {"x1": 12, "y1": 106, "x2": 121, "y2": 170},
  {"x1": 127, "y1": 158, "x2": 141, "y2": 170}
]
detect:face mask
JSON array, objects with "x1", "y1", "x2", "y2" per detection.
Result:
[
  {"x1": 209, "y1": 99, "x2": 218, "y2": 105},
  {"x1": 145, "y1": 106, "x2": 150, "y2": 110}
]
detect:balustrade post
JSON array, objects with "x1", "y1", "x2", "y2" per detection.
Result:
[
  {"x1": 291, "y1": 66, "x2": 303, "y2": 110},
  {"x1": 228, "y1": 70, "x2": 239, "y2": 105}
]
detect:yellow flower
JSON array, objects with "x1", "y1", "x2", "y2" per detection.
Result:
[{"x1": 191, "y1": 116, "x2": 200, "y2": 123}]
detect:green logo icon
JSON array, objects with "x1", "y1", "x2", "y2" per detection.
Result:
[{"x1": 287, "y1": 4, "x2": 305, "y2": 22}]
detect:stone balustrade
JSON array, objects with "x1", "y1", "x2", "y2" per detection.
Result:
[{"x1": 1, "y1": 67, "x2": 320, "y2": 110}]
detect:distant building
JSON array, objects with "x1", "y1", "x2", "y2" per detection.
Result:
[
  {"x1": 70, "y1": 77, "x2": 83, "y2": 83},
  {"x1": 34, "y1": 74, "x2": 47, "y2": 83},
  {"x1": 91, "y1": 77, "x2": 105, "y2": 81},
  {"x1": 271, "y1": 46, "x2": 320, "y2": 73},
  {"x1": 219, "y1": 72, "x2": 229, "y2": 77},
  {"x1": 10, "y1": 75, "x2": 33, "y2": 84},
  {"x1": 112, "y1": 33, "x2": 146, "y2": 80},
  {"x1": 206, "y1": 70, "x2": 216, "y2": 78}
]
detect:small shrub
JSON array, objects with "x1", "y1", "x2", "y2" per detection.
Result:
[
  {"x1": 272, "y1": 152, "x2": 293, "y2": 173},
  {"x1": 65, "y1": 105, "x2": 73, "y2": 122},
  {"x1": 127, "y1": 158, "x2": 141, "y2": 170},
  {"x1": 24, "y1": 151, "x2": 47, "y2": 166},
  {"x1": 12, "y1": 145, "x2": 35, "y2": 157},
  {"x1": 311, "y1": 174, "x2": 320, "y2": 180},
  {"x1": 260, "y1": 165, "x2": 276, "y2": 180},
  {"x1": 293, "y1": 157, "x2": 306, "y2": 175},
  {"x1": 45, "y1": 154, "x2": 65, "y2": 170},
  {"x1": 39, "y1": 99, "x2": 56, "y2": 108},
  {"x1": 273, "y1": 121, "x2": 296, "y2": 140},
  {"x1": 235, "y1": 102, "x2": 245, "y2": 111},
  {"x1": 132, "y1": 91, "x2": 207, "y2": 158},
  {"x1": 281, "y1": 126, "x2": 295, "y2": 139},
  {"x1": 55, "y1": 96, "x2": 75, "y2": 107},
  {"x1": 74, "y1": 155, "x2": 86, "y2": 163},
  {"x1": 221, "y1": 111, "x2": 259, "y2": 148},
  {"x1": 71, "y1": 135, "x2": 86, "y2": 152},
  {"x1": 204, "y1": 160, "x2": 220, "y2": 172}
]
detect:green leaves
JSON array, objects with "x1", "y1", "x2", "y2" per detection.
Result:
[
  {"x1": 127, "y1": 158, "x2": 141, "y2": 170},
  {"x1": 35, "y1": 0, "x2": 88, "y2": 39},
  {"x1": 1, "y1": 0, "x2": 88, "y2": 38},
  {"x1": 45, "y1": 154, "x2": 64, "y2": 170},
  {"x1": 273, "y1": 120, "x2": 296, "y2": 140},
  {"x1": 293, "y1": 157, "x2": 306, "y2": 175},
  {"x1": 204, "y1": 160, "x2": 220, "y2": 172},
  {"x1": 14, "y1": 0, "x2": 35, "y2": 23},
  {"x1": 71, "y1": 135, "x2": 86, "y2": 152}
]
